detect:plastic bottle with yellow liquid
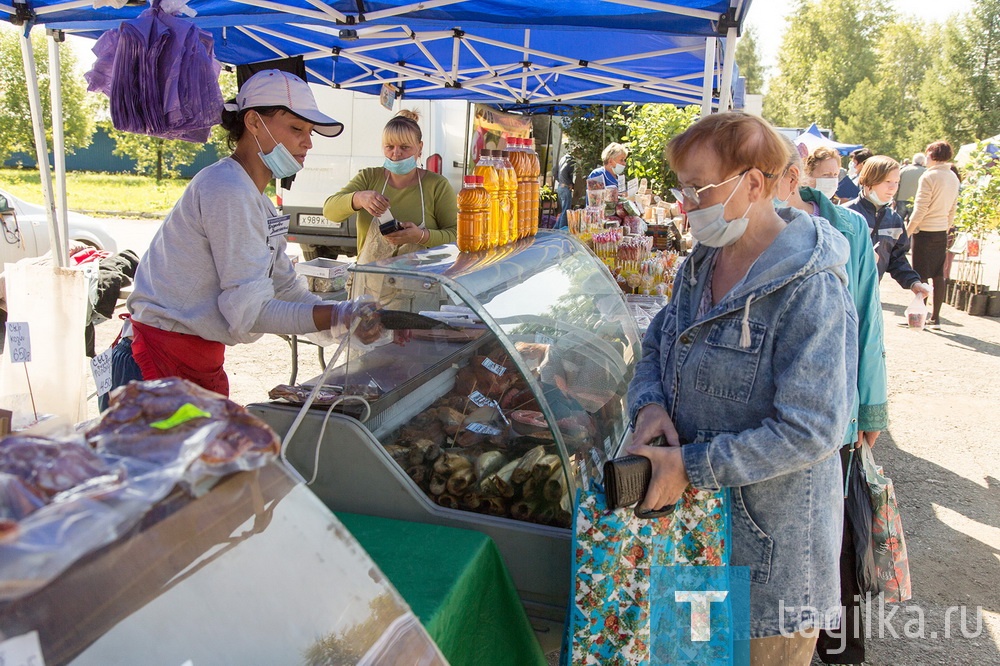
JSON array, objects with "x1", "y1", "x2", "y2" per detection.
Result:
[
  {"x1": 525, "y1": 138, "x2": 541, "y2": 236},
  {"x1": 509, "y1": 137, "x2": 531, "y2": 240},
  {"x1": 498, "y1": 149, "x2": 518, "y2": 245},
  {"x1": 457, "y1": 175, "x2": 488, "y2": 252},
  {"x1": 474, "y1": 150, "x2": 501, "y2": 249}
]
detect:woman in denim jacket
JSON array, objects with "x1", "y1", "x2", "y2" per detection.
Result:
[{"x1": 627, "y1": 113, "x2": 858, "y2": 664}]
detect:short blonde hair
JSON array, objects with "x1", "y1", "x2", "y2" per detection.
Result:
[
  {"x1": 857, "y1": 155, "x2": 899, "y2": 188},
  {"x1": 666, "y1": 112, "x2": 787, "y2": 196},
  {"x1": 602, "y1": 142, "x2": 628, "y2": 164},
  {"x1": 383, "y1": 109, "x2": 422, "y2": 147}
]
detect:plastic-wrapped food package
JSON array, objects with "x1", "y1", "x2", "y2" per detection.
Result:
[{"x1": 0, "y1": 378, "x2": 280, "y2": 601}]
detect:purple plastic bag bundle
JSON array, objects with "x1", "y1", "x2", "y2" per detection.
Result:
[{"x1": 85, "y1": 2, "x2": 222, "y2": 143}]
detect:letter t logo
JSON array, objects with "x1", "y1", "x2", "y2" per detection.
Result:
[{"x1": 675, "y1": 590, "x2": 729, "y2": 641}]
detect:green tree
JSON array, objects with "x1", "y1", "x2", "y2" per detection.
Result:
[
  {"x1": 916, "y1": 0, "x2": 1000, "y2": 150},
  {"x1": 764, "y1": 0, "x2": 893, "y2": 131},
  {"x1": 835, "y1": 78, "x2": 901, "y2": 156},
  {"x1": 834, "y1": 18, "x2": 934, "y2": 157},
  {"x1": 735, "y1": 25, "x2": 766, "y2": 95},
  {"x1": 913, "y1": 18, "x2": 977, "y2": 149},
  {"x1": 955, "y1": 143, "x2": 1000, "y2": 236},
  {"x1": 106, "y1": 122, "x2": 206, "y2": 181},
  {"x1": 559, "y1": 104, "x2": 630, "y2": 178},
  {"x1": 611, "y1": 103, "x2": 698, "y2": 193},
  {"x1": 965, "y1": 0, "x2": 1000, "y2": 140},
  {"x1": 0, "y1": 26, "x2": 95, "y2": 162}
]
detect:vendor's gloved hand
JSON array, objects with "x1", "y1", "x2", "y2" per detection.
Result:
[{"x1": 330, "y1": 296, "x2": 384, "y2": 344}]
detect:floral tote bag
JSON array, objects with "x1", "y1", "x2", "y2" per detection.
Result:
[{"x1": 562, "y1": 484, "x2": 732, "y2": 665}]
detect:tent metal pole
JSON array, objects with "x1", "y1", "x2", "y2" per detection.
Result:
[
  {"x1": 48, "y1": 31, "x2": 70, "y2": 267},
  {"x1": 719, "y1": 27, "x2": 737, "y2": 113},
  {"x1": 701, "y1": 36, "x2": 716, "y2": 116},
  {"x1": 20, "y1": 26, "x2": 66, "y2": 268}
]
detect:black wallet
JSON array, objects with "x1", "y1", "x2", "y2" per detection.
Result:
[{"x1": 603, "y1": 435, "x2": 676, "y2": 518}]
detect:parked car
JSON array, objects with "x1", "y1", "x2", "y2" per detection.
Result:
[{"x1": 0, "y1": 187, "x2": 118, "y2": 265}]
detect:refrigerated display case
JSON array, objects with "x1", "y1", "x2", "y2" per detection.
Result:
[{"x1": 250, "y1": 231, "x2": 642, "y2": 623}]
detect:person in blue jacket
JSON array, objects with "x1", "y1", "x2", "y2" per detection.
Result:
[
  {"x1": 777, "y1": 143, "x2": 888, "y2": 664},
  {"x1": 628, "y1": 112, "x2": 858, "y2": 662},
  {"x1": 843, "y1": 155, "x2": 931, "y2": 302},
  {"x1": 587, "y1": 143, "x2": 628, "y2": 188}
]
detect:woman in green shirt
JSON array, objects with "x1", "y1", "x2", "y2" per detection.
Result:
[{"x1": 323, "y1": 110, "x2": 458, "y2": 258}]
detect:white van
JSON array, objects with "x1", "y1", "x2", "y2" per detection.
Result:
[{"x1": 281, "y1": 87, "x2": 470, "y2": 257}]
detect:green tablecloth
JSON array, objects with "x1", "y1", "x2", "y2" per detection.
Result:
[{"x1": 337, "y1": 513, "x2": 547, "y2": 666}]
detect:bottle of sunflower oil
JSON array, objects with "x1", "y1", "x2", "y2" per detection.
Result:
[
  {"x1": 525, "y1": 138, "x2": 541, "y2": 236},
  {"x1": 498, "y1": 149, "x2": 518, "y2": 246},
  {"x1": 474, "y1": 150, "x2": 501, "y2": 249}
]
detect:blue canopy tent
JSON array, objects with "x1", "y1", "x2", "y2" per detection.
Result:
[
  {"x1": 794, "y1": 122, "x2": 862, "y2": 157},
  {"x1": 3, "y1": 0, "x2": 754, "y2": 263}
]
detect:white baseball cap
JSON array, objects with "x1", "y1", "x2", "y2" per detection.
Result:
[{"x1": 226, "y1": 69, "x2": 344, "y2": 137}]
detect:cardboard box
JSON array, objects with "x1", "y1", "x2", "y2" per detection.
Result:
[{"x1": 294, "y1": 257, "x2": 351, "y2": 280}]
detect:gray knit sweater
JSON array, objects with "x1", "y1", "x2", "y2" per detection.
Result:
[{"x1": 128, "y1": 157, "x2": 320, "y2": 345}]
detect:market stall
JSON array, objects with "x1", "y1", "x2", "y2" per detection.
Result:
[{"x1": 3, "y1": 1, "x2": 757, "y2": 659}]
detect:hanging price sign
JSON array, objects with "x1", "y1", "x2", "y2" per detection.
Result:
[{"x1": 6, "y1": 322, "x2": 31, "y2": 364}]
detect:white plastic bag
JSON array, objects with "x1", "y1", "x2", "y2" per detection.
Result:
[{"x1": 904, "y1": 294, "x2": 928, "y2": 329}]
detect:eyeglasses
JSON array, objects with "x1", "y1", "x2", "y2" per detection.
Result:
[{"x1": 670, "y1": 167, "x2": 774, "y2": 209}]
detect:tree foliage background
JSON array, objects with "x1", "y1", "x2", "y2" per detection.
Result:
[
  {"x1": 559, "y1": 103, "x2": 697, "y2": 194},
  {"x1": 735, "y1": 26, "x2": 765, "y2": 95},
  {"x1": 0, "y1": 27, "x2": 95, "y2": 163},
  {"x1": 763, "y1": 0, "x2": 1000, "y2": 159}
]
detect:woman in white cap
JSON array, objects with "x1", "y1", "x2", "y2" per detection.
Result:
[{"x1": 102, "y1": 70, "x2": 383, "y2": 406}]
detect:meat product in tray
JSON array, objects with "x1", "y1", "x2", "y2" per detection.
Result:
[
  {"x1": 1, "y1": 378, "x2": 283, "y2": 600},
  {"x1": 87, "y1": 377, "x2": 279, "y2": 469}
]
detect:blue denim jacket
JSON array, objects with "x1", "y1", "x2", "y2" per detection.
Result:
[{"x1": 628, "y1": 208, "x2": 858, "y2": 637}]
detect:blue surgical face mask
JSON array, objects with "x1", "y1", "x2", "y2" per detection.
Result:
[
  {"x1": 254, "y1": 117, "x2": 303, "y2": 179},
  {"x1": 613, "y1": 162, "x2": 626, "y2": 175},
  {"x1": 686, "y1": 172, "x2": 751, "y2": 247},
  {"x1": 384, "y1": 156, "x2": 418, "y2": 175}
]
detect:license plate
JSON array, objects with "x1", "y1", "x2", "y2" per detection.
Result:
[{"x1": 298, "y1": 214, "x2": 342, "y2": 229}]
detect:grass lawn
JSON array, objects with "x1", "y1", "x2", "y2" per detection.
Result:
[{"x1": 0, "y1": 167, "x2": 276, "y2": 217}]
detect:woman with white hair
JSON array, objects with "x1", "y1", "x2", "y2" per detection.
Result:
[{"x1": 588, "y1": 142, "x2": 628, "y2": 187}]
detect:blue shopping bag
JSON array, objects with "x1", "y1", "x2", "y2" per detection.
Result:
[{"x1": 562, "y1": 484, "x2": 748, "y2": 665}]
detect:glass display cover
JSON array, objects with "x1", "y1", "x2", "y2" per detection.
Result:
[{"x1": 318, "y1": 232, "x2": 642, "y2": 528}]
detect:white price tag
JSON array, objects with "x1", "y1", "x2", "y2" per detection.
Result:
[
  {"x1": 91, "y1": 347, "x2": 114, "y2": 396},
  {"x1": 534, "y1": 332, "x2": 555, "y2": 346},
  {"x1": 0, "y1": 630, "x2": 45, "y2": 666},
  {"x1": 481, "y1": 357, "x2": 506, "y2": 376},
  {"x1": 6, "y1": 321, "x2": 31, "y2": 364},
  {"x1": 468, "y1": 390, "x2": 493, "y2": 408},
  {"x1": 466, "y1": 422, "x2": 502, "y2": 436}
]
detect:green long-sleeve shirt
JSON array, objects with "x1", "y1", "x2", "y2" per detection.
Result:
[{"x1": 323, "y1": 167, "x2": 457, "y2": 255}]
